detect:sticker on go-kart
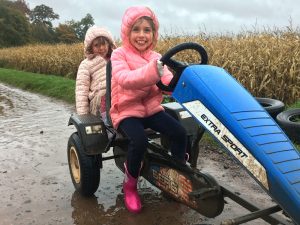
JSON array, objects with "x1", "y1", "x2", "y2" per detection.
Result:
[
  {"x1": 179, "y1": 110, "x2": 192, "y2": 119},
  {"x1": 183, "y1": 100, "x2": 269, "y2": 190},
  {"x1": 151, "y1": 165, "x2": 197, "y2": 207}
]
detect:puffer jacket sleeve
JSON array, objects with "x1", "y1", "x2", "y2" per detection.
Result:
[
  {"x1": 111, "y1": 49, "x2": 160, "y2": 89},
  {"x1": 75, "y1": 60, "x2": 90, "y2": 114},
  {"x1": 161, "y1": 65, "x2": 173, "y2": 85}
]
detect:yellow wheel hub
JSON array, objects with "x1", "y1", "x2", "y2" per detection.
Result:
[{"x1": 70, "y1": 146, "x2": 81, "y2": 183}]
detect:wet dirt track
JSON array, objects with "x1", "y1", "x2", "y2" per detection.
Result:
[{"x1": 0, "y1": 83, "x2": 293, "y2": 225}]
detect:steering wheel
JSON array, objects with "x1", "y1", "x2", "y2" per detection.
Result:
[{"x1": 157, "y1": 42, "x2": 208, "y2": 92}]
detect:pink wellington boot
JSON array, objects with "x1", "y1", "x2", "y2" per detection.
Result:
[{"x1": 123, "y1": 163, "x2": 142, "y2": 213}]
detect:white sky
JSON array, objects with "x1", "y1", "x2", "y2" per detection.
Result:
[{"x1": 25, "y1": 0, "x2": 300, "y2": 39}]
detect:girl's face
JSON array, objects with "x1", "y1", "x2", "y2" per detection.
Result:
[
  {"x1": 92, "y1": 39, "x2": 109, "y2": 57},
  {"x1": 129, "y1": 18, "x2": 154, "y2": 53}
]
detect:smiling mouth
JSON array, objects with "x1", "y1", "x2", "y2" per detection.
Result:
[{"x1": 136, "y1": 40, "x2": 147, "y2": 45}]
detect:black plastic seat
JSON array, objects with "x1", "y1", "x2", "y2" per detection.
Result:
[{"x1": 105, "y1": 60, "x2": 113, "y2": 127}]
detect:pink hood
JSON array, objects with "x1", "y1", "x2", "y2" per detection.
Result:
[{"x1": 121, "y1": 6, "x2": 159, "y2": 53}]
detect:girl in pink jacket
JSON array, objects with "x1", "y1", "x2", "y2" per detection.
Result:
[
  {"x1": 110, "y1": 6, "x2": 187, "y2": 214},
  {"x1": 76, "y1": 26, "x2": 116, "y2": 117}
]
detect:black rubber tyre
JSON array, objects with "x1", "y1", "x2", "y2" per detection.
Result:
[
  {"x1": 276, "y1": 109, "x2": 300, "y2": 144},
  {"x1": 255, "y1": 97, "x2": 285, "y2": 119},
  {"x1": 67, "y1": 132, "x2": 100, "y2": 196}
]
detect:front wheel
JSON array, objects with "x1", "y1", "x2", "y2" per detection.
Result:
[{"x1": 67, "y1": 132, "x2": 100, "y2": 196}]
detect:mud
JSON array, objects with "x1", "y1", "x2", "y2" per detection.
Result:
[{"x1": 0, "y1": 83, "x2": 293, "y2": 225}]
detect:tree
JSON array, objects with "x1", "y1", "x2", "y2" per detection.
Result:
[
  {"x1": 29, "y1": 4, "x2": 59, "y2": 43},
  {"x1": 55, "y1": 24, "x2": 79, "y2": 43},
  {"x1": 30, "y1": 22, "x2": 56, "y2": 43},
  {"x1": 9, "y1": 0, "x2": 30, "y2": 16},
  {"x1": 30, "y1": 4, "x2": 59, "y2": 27},
  {"x1": 67, "y1": 13, "x2": 94, "y2": 41},
  {"x1": 79, "y1": 13, "x2": 94, "y2": 39},
  {"x1": 0, "y1": 1, "x2": 95, "y2": 45},
  {"x1": 0, "y1": 2, "x2": 31, "y2": 47}
]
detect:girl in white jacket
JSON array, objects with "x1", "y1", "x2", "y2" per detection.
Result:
[{"x1": 75, "y1": 26, "x2": 116, "y2": 117}]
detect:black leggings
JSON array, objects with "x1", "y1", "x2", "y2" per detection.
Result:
[{"x1": 119, "y1": 111, "x2": 187, "y2": 178}]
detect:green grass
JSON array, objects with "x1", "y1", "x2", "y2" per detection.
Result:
[
  {"x1": 0, "y1": 68, "x2": 75, "y2": 104},
  {"x1": 289, "y1": 101, "x2": 300, "y2": 109}
]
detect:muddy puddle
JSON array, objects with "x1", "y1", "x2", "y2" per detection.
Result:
[{"x1": 0, "y1": 83, "x2": 293, "y2": 225}]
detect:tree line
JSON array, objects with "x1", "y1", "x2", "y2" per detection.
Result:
[{"x1": 0, "y1": 0, "x2": 95, "y2": 48}]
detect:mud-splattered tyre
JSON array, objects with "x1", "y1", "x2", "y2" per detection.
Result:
[
  {"x1": 256, "y1": 97, "x2": 285, "y2": 119},
  {"x1": 276, "y1": 109, "x2": 300, "y2": 144},
  {"x1": 67, "y1": 132, "x2": 100, "y2": 196}
]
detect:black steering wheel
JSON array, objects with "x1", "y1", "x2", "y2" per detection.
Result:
[{"x1": 157, "y1": 42, "x2": 208, "y2": 92}]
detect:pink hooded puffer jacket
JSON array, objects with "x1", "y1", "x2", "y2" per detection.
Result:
[
  {"x1": 76, "y1": 26, "x2": 116, "y2": 115},
  {"x1": 110, "y1": 6, "x2": 172, "y2": 128}
]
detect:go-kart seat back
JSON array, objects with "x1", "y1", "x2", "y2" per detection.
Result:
[{"x1": 105, "y1": 60, "x2": 113, "y2": 126}]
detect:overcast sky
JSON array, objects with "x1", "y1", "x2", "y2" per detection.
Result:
[{"x1": 25, "y1": 0, "x2": 300, "y2": 39}]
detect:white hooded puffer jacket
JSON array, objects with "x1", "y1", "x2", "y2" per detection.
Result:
[{"x1": 75, "y1": 26, "x2": 116, "y2": 115}]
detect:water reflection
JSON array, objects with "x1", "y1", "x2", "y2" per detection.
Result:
[
  {"x1": 71, "y1": 191, "x2": 142, "y2": 225},
  {"x1": 70, "y1": 185, "x2": 205, "y2": 225},
  {"x1": 71, "y1": 191, "x2": 105, "y2": 225}
]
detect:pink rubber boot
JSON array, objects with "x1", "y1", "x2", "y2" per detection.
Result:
[{"x1": 123, "y1": 163, "x2": 142, "y2": 213}]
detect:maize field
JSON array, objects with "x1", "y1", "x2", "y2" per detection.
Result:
[{"x1": 0, "y1": 31, "x2": 299, "y2": 104}]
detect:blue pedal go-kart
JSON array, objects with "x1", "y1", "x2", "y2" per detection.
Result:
[{"x1": 67, "y1": 42, "x2": 300, "y2": 225}]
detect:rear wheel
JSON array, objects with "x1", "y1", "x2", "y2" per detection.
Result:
[
  {"x1": 67, "y1": 132, "x2": 100, "y2": 196},
  {"x1": 256, "y1": 97, "x2": 285, "y2": 119},
  {"x1": 276, "y1": 109, "x2": 300, "y2": 144}
]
